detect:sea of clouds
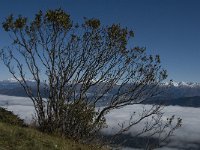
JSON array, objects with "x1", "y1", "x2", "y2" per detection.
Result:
[{"x1": 0, "y1": 94, "x2": 200, "y2": 150}]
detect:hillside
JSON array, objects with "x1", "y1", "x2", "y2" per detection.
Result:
[
  {"x1": 0, "y1": 122, "x2": 105, "y2": 150},
  {"x1": 0, "y1": 107, "x2": 105, "y2": 150}
]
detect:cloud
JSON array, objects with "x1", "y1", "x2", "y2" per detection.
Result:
[
  {"x1": 0, "y1": 94, "x2": 33, "y2": 106},
  {"x1": 1, "y1": 94, "x2": 200, "y2": 149}
]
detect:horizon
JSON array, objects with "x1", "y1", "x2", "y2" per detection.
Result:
[
  {"x1": 1, "y1": 78, "x2": 200, "y2": 85},
  {"x1": 0, "y1": 0, "x2": 200, "y2": 82}
]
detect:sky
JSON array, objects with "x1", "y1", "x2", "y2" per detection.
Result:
[{"x1": 0, "y1": 0, "x2": 200, "y2": 82}]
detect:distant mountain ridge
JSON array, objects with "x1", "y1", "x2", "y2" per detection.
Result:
[
  {"x1": 162, "y1": 81, "x2": 200, "y2": 88},
  {"x1": 0, "y1": 79, "x2": 43, "y2": 97},
  {"x1": 1, "y1": 79, "x2": 200, "y2": 107},
  {"x1": 2, "y1": 79, "x2": 200, "y2": 88}
]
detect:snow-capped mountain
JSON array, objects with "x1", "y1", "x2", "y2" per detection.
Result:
[
  {"x1": 4, "y1": 78, "x2": 18, "y2": 83},
  {"x1": 2, "y1": 78, "x2": 200, "y2": 88},
  {"x1": 162, "y1": 81, "x2": 200, "y2": 88},
  {"x1": 1, "y1": 78, "x2": 35, "y2": 83},
  {"x1": 0, "y1": 79, "x2": 39, "y2": 97},
  {"x1": 157, "y1": 81, "x2": 200, "y2": 99},
  {"x1": 0, "y1": 78, "x2": 36, "y2": 89},
  {"x1": 1, "y1": 79, "x2": 200, "y2": 107}
]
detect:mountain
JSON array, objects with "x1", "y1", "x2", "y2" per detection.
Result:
[
  {"x1": 0, "y1": 78, "x2": 36, "y2": 89},
  {"x1": 145, "y1": 96, "x2": 200, "y2": 107},
  {"x1": 162, "y1": 81, "x2": 200, "y2": 88},
  {"x1": 160, "y1": 81, "x2": 200, "y2": 99},
  {"x1": 0, "y1": 79, "x2": 44, "y2": 97},
  {"x1": 1, "y1": 79, "x2": 200, "y2": 107}
]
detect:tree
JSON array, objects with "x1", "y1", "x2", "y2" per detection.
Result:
[{"x1": 1, "y1": 9, "x2": 181, "y2": 147}]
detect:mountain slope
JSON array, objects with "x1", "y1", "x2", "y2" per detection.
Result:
[
  {"x1": 1, "y1": 79, "x2": 200, "y2": 108},
  {"x1": 146, "y1": 96, "x2": 200, "y2": 107}
]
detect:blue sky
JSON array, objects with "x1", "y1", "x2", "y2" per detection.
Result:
[{"x1": 0, "y1": 0, "x2": 200, "y2": 82}]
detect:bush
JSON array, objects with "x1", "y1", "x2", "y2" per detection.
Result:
[
  {"x1": 1, "y1": 9, "x2": 181, "y2": 146},
  {"x1": 40, "y1": 101, "x2": 106, "y2": 141},
  {"x1": 61, "y1": 101, "x2": 106, "y2": 140}
]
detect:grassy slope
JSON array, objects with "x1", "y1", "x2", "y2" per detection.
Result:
[
  {"x1": 0, "y1": 107, "x2": 107, "y2": 150},
  {"x1": 0, "y1": 122, "x2": 104, "y2": 150}
]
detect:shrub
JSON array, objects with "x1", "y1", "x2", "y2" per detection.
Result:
[{"x1": 61, "y1": 101, "x2": 106, "y2": 140}]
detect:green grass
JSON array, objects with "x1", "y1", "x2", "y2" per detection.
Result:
[
  {"x1": 0, "y1": 122, "x2": 104, "y2": 150},
  {"x1": 0, "y1": 107, "x2": 25, "y2": 126},
  {"x1": 0, "y1": 107, "x2": 106, "y2": 150}
]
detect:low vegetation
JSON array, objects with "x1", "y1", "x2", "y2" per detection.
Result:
[
  {"x1": 0, "y1": 107, "x2": 105, "y2": 150},
  {"x1": 0, "y1": 107, "x2": 25, "y2": 127}
]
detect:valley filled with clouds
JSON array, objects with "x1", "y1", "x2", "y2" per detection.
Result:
[{"x1": 1, "y1": 94, "x2": 200, "y2": 150}]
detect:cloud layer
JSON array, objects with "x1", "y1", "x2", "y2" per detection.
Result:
[{"x1": 0, "y1": 94, "x2": 200, "y2": 149}]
